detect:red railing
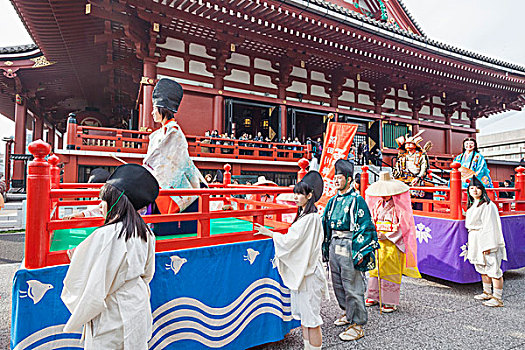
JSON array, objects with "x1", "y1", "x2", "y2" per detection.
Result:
[
  {"x1": 360, "y1": 162, "x2": 525, "y2": 220},
  {"x1": 26, "y1": 140, "x2": 312, "y2": 269},
  {"x1": 65, "y1": 119, "x2": 311, "y2": 162},
  {"x1": 186, "y1": 135, "x2": 310, "y2": 161}
]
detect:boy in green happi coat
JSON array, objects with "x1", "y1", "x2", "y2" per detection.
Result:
[{"x1": 322, "y1": 159, "x2": 379, "y2": 341}]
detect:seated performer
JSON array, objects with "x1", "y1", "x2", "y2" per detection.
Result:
[
  {"x1": 62, "y1": 164, "x2": 159, "y2": 349},
  {"x1": 453, "y1": 137, "x2": 493, "y2": 188},
  {"x1": 255, "y1": 171, "x2": 328, "y2": 350},
  {"x1": 322, "y1": 159, "x2": 379, "y2": 341},
  {"x1": 364, "y1": 171, "x2": 420, "y2": 313},
  {"x1": 63, "y1": 168, "x2": 110, "y2": 219},
  {"x1": 392, "y1": 130, "x2": 431, "y2": 186},
  {"x1": 143, "y1": 78, "x2": 204, "y2": 214},
  {"x1": 392, "y1": 130, "x2": 432, "y2": 209}
]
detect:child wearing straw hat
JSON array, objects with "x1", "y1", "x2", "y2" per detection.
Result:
[{"x1": 364, "y1": 171, "x2": 420, "y2": 313}]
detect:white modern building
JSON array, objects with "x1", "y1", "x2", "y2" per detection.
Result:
[{"x1": 478, "y1": 129, "x2": 525, "y2": 162}]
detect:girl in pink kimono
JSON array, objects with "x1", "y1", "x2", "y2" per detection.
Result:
[{"x1": 364, "y1": 171, "x2": 420, "y2": 313}]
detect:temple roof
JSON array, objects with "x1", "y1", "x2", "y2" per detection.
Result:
[
  {"x1": 2, "y1": 0, "x2": 524, "y2": 129},
  {"x1": 292, "y1": 0, "x2": 525, "y2": 73}
]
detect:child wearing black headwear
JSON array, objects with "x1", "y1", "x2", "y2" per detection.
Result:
[
  {"x1": 255, "y1": 172, "x2": 328, "y2": 350},
  {"x1": 465, "y1": 176, "x2": 507, "y2": 307},
  {"x1": 61, "y1": 164, "x2": 159, "y2": 348}
]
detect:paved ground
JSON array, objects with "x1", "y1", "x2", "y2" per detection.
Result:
[
  {"x1": 0, "y1": 233, "x2": 24, "y2": 264},
  {"x1": 1, "y1": 232, "x2": 524, "y2": 350}
]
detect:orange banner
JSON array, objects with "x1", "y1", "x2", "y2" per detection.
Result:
[{"x1": 317, "y1": 122, "x2": 358, "y2": 212}]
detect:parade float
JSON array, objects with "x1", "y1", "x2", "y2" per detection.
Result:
[{"x1": 11, "y1": 138, "x2": 525, "y2": 350}]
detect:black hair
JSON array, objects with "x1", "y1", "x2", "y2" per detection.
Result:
[
  {"x1": 292, "y1": 181, "x2": 317, "y2": 223},
  {"x1": 99, "y1": 183, "x2": 152, "y2": 242},
  {"x1": 467, "y1": 182, "x2": 491, "y2": 209},
  {"x1": 157, "y1": 106, "x2": 175, "y2": 121},
  {"x1": 462, "y1": 137, "x2": 479, "y2": 154}
]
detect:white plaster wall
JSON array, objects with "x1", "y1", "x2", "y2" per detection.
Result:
[
  {"x1": 224, "y1": 69, "x2": 250, "y2": 83},
  {"x1": 254, "y1": 58, "x2": 277, "y2": 72},
  {"x1": 189, "y1": 61, "x2": 213, "y2": 77},
  {"x1": 157, "y1": 56, "x2": 185, "y2": 71},
  {"x1": 226, "y1": 53, "x2": 250, "y2": 67},
  {"x1": 157, "y1": 37, "x2": 184, "y2": 52},
  {"x1": 287, "y1": 81, "x2": 307, "y2": 94},
  {"x1": 339, "y1": 91, "x2": 355, "y2": 103},
  {"x1": 254, "y1": 74, "x2": 277, "y2": 89},
  {"x1": 310, "y1": 84, "x2": 329, "y2": 98},
  {"x1": 189, "y1": 43, "x2": 214, "y2": 59}
]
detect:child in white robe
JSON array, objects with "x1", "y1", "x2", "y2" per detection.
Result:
[
  {"x1": 465, "y1": 176, "x2": 506, "y2": 307},
  {"x1": 61, "y1": 164, "x2": 159, "y2": 349},
  {"x1": 255, "y1": 171, "x2": 328, "y2": 350}
]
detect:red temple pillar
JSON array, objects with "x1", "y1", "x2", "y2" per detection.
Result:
[
  {"x1": 12, "y1": 94, "x2": 27, "y2": 187},
  {"x1": 212, "y1": 94, "x2": 224, "y2": 134},
  {"x1": 444, "y1": 113, "x2": 452, "y2": 154},
  {"x1": 280, "y1": 104, "x2": 287, "y2": 139},
  {"x1": 34, "y1": 116, "x2": 44, "y2": 141},
  {"x1": 140, "y1": 58, "x2": 157, "y2": 130},
  {"x1": 47, "y1": 127, "x2": 55, "y2": 150}
]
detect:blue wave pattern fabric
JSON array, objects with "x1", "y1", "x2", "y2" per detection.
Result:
[{"x1": 11, "y1": 239, "x2": 298, "y2": 350}]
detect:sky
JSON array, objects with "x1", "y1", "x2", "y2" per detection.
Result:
[{"x1": 0, "y1": 0, "x2": 523, "y2": 138}]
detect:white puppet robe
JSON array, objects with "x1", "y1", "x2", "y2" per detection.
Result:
[
  {"x1": 143, "y1": 120, "x2": 202, "y2": 212},
  {"x1": 465, "y1": 200, "x2": 507, "y2": 265},
  {"x1": 61, "y1": 223, "x2": 156, "y2": 349},
  {"x1": 272, "y1": 213, "x2": 328, "y2": 293}
]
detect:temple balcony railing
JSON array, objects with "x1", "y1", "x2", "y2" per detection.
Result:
[{"x1": 65, "y1": 118, "x2": 312, "y2": 162}]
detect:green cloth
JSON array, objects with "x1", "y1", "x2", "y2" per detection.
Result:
[
  {"x1": 50, "y1": 218, "x2": 262, "y2": 252},
  {"x1": 322, "y1": 188, "x2": 379, "y2": 271}
]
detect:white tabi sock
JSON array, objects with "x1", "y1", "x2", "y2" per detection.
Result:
[
  {"x1": 309, "y1": 345, "x2": 322, "y2": 350},
  {"x1": 303, "y1": 338, "x2": 311, "y2": 350},
  {"x1": 482, "y1": 282, "x2": 492, "y2": 294},
  {"x1": 493, "y1": 288, "x2": 503, "y2": 300}
]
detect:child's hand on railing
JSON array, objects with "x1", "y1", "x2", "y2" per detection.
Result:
[{"x1": 254, "y1": 223, "x2": 273, "y2": 238}]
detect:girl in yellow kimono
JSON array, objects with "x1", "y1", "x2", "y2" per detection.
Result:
[{"x1": 364, "y1": 171, "x2": 420, "y2": 313}]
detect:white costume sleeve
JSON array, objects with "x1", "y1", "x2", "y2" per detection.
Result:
[
  {"x1": 61, "y1": 225, "x2": 127, "y2": 332},
  {"x1": 272, "y1": 214, "x2": 324, "y2": 290},
  {"x1": 480, "y1": 202, "x2": 507, "y2": 259}
]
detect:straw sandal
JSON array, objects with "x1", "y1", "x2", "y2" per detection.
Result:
[
  {"x1": 381, "y1": 304, "x2": 397, "y2": 313},
  {"x1": 339, "y1": 324, "x2": 365, "y2": 341},
  {"x1": 474, "y1": 291, "x2": 492, "y2": 300},
  {"x1": 333, "y1": 315, "x2": 351, "y2": 326},
  {"x1": 365, "y1": 298, "x2": 378, "y2": 307},
  {"x1": 482, "y1": 296, "x2": 504, "y2": 307}
]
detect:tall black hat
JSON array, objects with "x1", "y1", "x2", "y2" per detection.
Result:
[
  {"x1": 107, "y1": 164, "x2": 160, "y2": 210},
  {"x1": 215, "y1": 169, "x2": 224, "y2": 183},
  {"x1": 152, "y1": 78, "x2": 184, "y2": 113},
  {"x1": 300, "y1": 171, "x2": 324, "y2": 202},
  {"x1": 335, "y1": 159, "x2": 354, "y2": 178},
  {"x1": 88, "y1": 168, "x2": 110, "y2": 183},
  {"x1": 469, "y1": 176, "x2": 485, "y2": 189}
]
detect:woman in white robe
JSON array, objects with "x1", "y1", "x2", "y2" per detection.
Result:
[
  {"x1": 465, "y1": 176, "x2": 506, "y2": 307},
  {"x1": 61, "y1": 164, "x2": 159, "y2": 349},
  {"x1": 255, "y1": 171, "x2": 328, "y2": 350}
]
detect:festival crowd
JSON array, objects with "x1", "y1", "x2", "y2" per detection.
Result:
[{"x1": 58, "y1": 79, "x2": 508, "y2": 349}]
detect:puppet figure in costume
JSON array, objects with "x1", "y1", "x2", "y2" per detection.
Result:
[
  {"x1": 322, "y1": 159, "x2": 379, "y2": 341},
  {"x1": 143, "y1": 78, "x2": 203, "y2": 214},
  {"x1": 364, "y1": 171, "x2": 420, "y2": 313},
  {"x1": 392, "y1": 130, "x2": 431, "y2": 186},
  {"x1": 466, "y1": 176, "x2": 506, "y2": 307},
  {"x1": 255, "y1": 171, "x2": 328, "y2": 350},
  {"x1": 61, "y1": 164, "x2": 159, "y2": 349},
  {"x1": 454, "y1": 137, "x2": 493, "y2": 188}
]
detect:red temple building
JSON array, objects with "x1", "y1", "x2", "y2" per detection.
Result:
[{"x1": 2, "y1": 0, "x2": 525, "y2": 187}]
